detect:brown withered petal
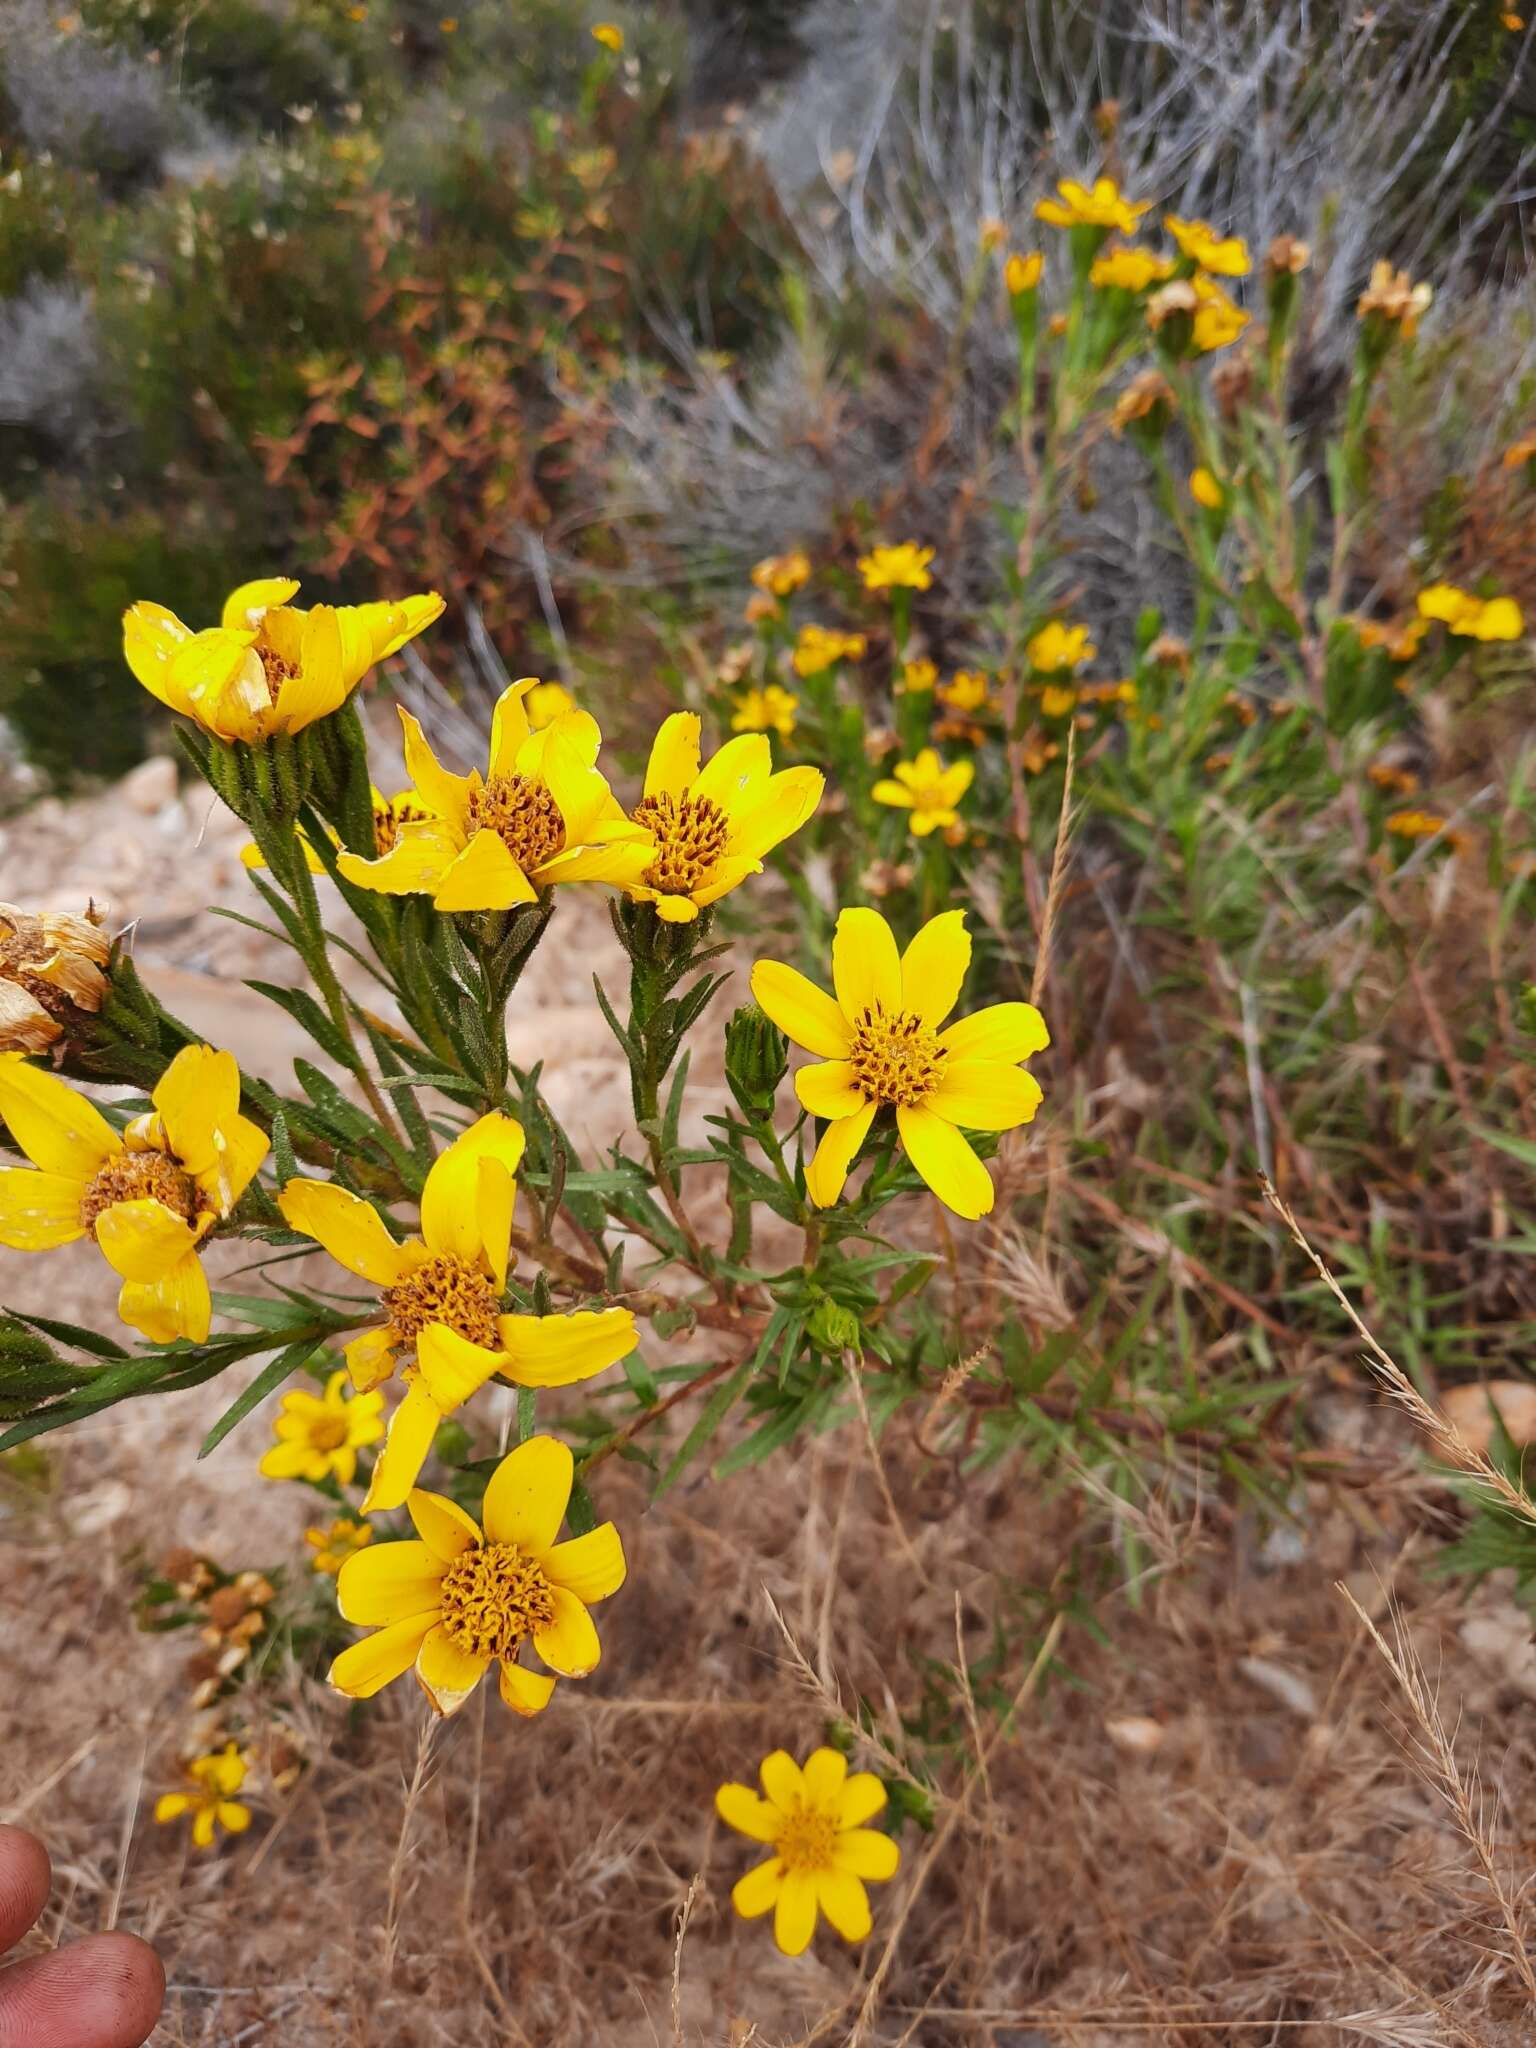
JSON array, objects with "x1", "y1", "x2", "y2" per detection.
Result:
[{"x1": 0, "y1": 979, "x2": 62, "y2": 1052}]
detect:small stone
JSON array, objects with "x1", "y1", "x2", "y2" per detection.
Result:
[
  {"x1": 1104, "y1": 1713, "x2": 1165, "y2": 1755},
  {"x1": 1237, "y1": 1655, "x2": 1316, "y2": 1719},
  {"x1": 1441, "y1": 1380, "x2": 1536, "y2": 1455},
  {"x1": 120, "y1": 755, "x2": 178, "y2": 813}
]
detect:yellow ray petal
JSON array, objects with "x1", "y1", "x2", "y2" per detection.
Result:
[
  {"x1": 419, "y1": 1111, "x2": 525, "y2": 1276},
  {"x1": 716, "y1": 1783, "x2": 782, "y2": 1844},
  {"x1": 803, "y1": 1101, "x2": 877, "y2": 1208},
  {"x1": 543, "y1": 1523, "x2": 626, "y2": 1603},
  {"x1": 333, "y1": 1539, "x2": 444, "y2": 1626},
  {"x1": 222, "y1": 577, "x2": 300, "y2": 630},
  {"x1": 534, "y1": 728, "x2": 614, "y2": 853},
  {"x1": 153, "y1": 1793, "x2": 193, "y2": 1823},
  {"x1": 278, "y1": 1179, "x2": 415, "y2": 1286},
  {"x1": 802, "y1": 1747, "x2": 847, "y2": 1803},
  {"x1": 151, "y1": 1045, "x2": 256, "y2": 1204},
  {"x1": 773, "y1": 1870, "x2": 819, "y2": 1956},
  {"x1": 496, "y1": 1306, "x2": 636, "y2": 1389},
  {"x1": 732, "y1": 1858, "x2": 784, "y2": 1918},
  {"x1": 794, "y1": 1060, "x2": 867, "y2": 1120},
  {"x1": 644, "y1": 711, "x2": 701, "y2": 799},
  {"x1": 927, "y1": 1060, "x2": 1044, "y2": 1131},
  {"x1": 869, "y1": 779, "x2": 916, "y2": 808},
  {"x1": 836, "y1": 1772, "x2": 888, "y2": 1828},
  {"x1": 117, "y1": 1251, "x2": 211, "y2": 1343},
  {"x1": 93, "y1": 1197, "x2": 205, "y2": 1282},
  {"x1": 834, "y1": 1828, "x2": 900, "y2": 1879},
  {"x1": 758, "y1": 1750, "x2": 805, "y2": 1809},
  {"x1": 499, "y1": 1660, "x2": 557, "y2": 1716},
  {"x1": 480, "y1": 1433, "x2": 571, "y2": 1551},
  {"x1": 831, "y1": 907, "x2": 901, "y2": 1021},
  {"x1": 398, "y1": 706, "x2": 473, "y2": 822},
  {"x1": 123, "y1": 601, "x2": 196, "y2": 714},
  {"x1": 336, "y1": 820, "x2": 460, "y2": 898},
  {"x1": 432, "y1": 829, "x2": 539, "y2": 912},
  {"x1": 275, "y1": 605, "x2": 348, "y2": 731},
  {"x1": 329, "y1": 1610, "x2": 437, "y2": 1700},
  {"x1": 537, "y1": 837, "x2": 656, "y2": 888},
  {"x1": 345, "y1": 1325, "x2": 396, "y2": 1392},
  {"x1": 895, "y1": 1104, "x2": 993, "y2": 1219},
  {"x1": 407, "y1": 1487, "x2": 482, "y2": 1562},
  {"x1": 693, "y1": 732, "x2": 770, "y2": 813},
  {"x1": 899, "y1": 910, "x2": 971, "y2": 1028},
  {"x1": 531, "y1": 1585, "x2": 600, "y2": 1677},
  {"x1": 0, "y1": 1054, "x2": 118, "y2": 1177},
  {"x1": 414, "y1": 1622, "x2": 491, "y2": 1716},
  {"x1": 415, "y1": 1323, "x2": 507, "y2": 1413},
  {"x1": 937, "y1": 1001, "x2": 1050, "y2": 1062},
  {"x1": 361, "y1": 1381, "x2": 442, "y2": 1514},
  {"x1": 728, "y1": 765, "x2": 825, "y2": 861},
  {"x1": 488, "y1": 678, "x2": 537, "y2": 778},
  {"x1": 816, "y1": 1871, "x2": 872, "y2": 1942},
  {"x1": 0, "y1": 1167, "x2": 88, "y2": 1249},
  {"x1": 750, "y1": 960, "x2": 852, "y2": 1058}
]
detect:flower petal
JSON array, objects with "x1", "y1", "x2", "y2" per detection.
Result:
[
  {"x1": 488, "y1": 678, "x2": 536, "y2": 777},
  {"x1": 153, "y1": 1793, "x2": 192, "y2": 1824},
  {"x1": 361, "y1": 1381, "x2": 443, "y2": 1514},
  {"x1": 278, "y1": 1179, "x2": 414, "y2": 1286},
  {"x1": 222, "y1": 577, "x2": 300, "y2": 629},
  {"x1": 93, "y1": 1198, "x2": 204, "y2": 1282},
  {"x1": 729, "y1": 766, "x2": 824, "y2": 861},
  {"x1": 801, "y1": 1747, "x2": 847, "y2": 1804},
  {"x1": 803, "y1": 1101, "x2": 877, "y2": 1209},
  {"x1": 750, "y1": 961, "x2": 852, "y2": 1058},
  {"x1": 937, "y1": 1001, "x2": 1051, "y2": 1062},
  {"x1": 329, "y1": 1611, "x2": 436, "y2": 1700},
  {"x1": 480, "y1": 1433, "x2": 572, "y2": 1551},
  {"x1": 731, "y1": 1858, "x2": 784, "y2": 1918},
  {"x1": 716, "y1": 1783, "x2": 783, "y2": 1844},
  {"x1": 152, "y1": 1045, "x2": 268, "y2": 1212},
  {"x1": 399, "y1": 706, "x2": 472, "y2": 823},
  {"x1": 644, "y1": 711, "x2": 702, "y2": 800},
  {"x1": 836, "y1": 1773, "x2": 888, "y2": 1828},
  {"x1": 123, "y1": 601, "x2": 195, "y2": 715},
  {"x1": 870, "y1": 779, "x2": 916, "y2": 808},
  {"x1": 532, "y1": 1586, "x2": 601, "y2": 1677},
  {"x1": 834, "y1": 1828, "x2": 900, "y2": 1880},
  {"x1": 336, "y1": 820, "x2": 459, "y2": 898},
  {"x1": 415, "y1": 1323, "x2": 508, "y2": 1413},
  {"x1": 773, "y1": 1871, "x2": 819, "y2": 1957},
  {"x1": 793, "y1": 1060, "x2": 866, "y2": 1120},
  {"x1": 496, "y1": 1307, "x2": 636, "y2": 1389},
  {"x1": 277, "y1": 605, "x2": 349, "y2": 730},
  {"x1": 927, "y1": 1060, "x2": 1044, "y2": 1132},
  {"x1": 895, "y1": 1105, "x2": 994, "y2": 1219},
  {"x1": 0, "y1": 1167, "x2": 87, "y2": 1250},
  {"x1": 758, "y1": 1750, "x2": 805, "y2": 1811},
  {"x1": 531, "y1": 726, "x2": 614, "y2": 852},
  {"x1": 0, "y1": 1054, "x2": 118, "y2": 1177},
  {"x1": 407, "y1": 1486, "x2": 483, "y2": 1562},
  {"x1": 832, "y1": 907, "x2": 902, "y2": 1021},
  {"x1": 335, "y1": 1539, "x2": 445, "y2": 1626},
  {"x1": 899, "y1": 911, "x2": 971, "y2": 1028},
  {"x1": 693, "y1": 732, "x2": 770, "y2": 812},
  {"x1": 419, "y1": 1111, "x2": 525, "y2": 1279},
  {"x1": 414, "y1": 1623, "x2": 490, "y2": 1716},
  {"x1": 345, "y1": 1326, "x2": 396, "y2": 1392},
  {"x1": 816, "y1": 1871, "x2": 872, "y2": 1942},
  {"x1": 118, "y1": 1253, "x2": 211, "y2": 1343},
  {"x1": 543, "y1": 1523, "x2": 626, "y2": 1604},
  {"x1": 433, "y1": 829, "x2": 539, "y2": 913},
  {"x1": 499, "y1": 1661, "x2": 557, "y2": 1717}
]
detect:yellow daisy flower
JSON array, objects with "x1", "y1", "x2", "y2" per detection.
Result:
[
  {"x1": 1039, "y1": 684, "x2": 1078, "y2": 718},
  {"x1": 1089, "y1": 243, "x2": 1173, "y2": 292},
  {"x1": 1189, "y1": 466, "x2": 1224, "y2": 510},
  {"x1": 0, "y1": 1045, "x2": 268, "y2": 1342},
  {"x1": 1415, "y1": 583, "x2": 1524, "y2": 642},
  {"x1": 615, "y1": 712, "x2": 824, "y2": 925},
  {"x1": 793, "y1": 624, "x2": 868, "y2": 677},
  {"x1": 871, "y1": 749, "x2": 974, "y2": 836},
  {"x1": 277, "y1": 1112, "x2": 636, "y2": 1514},
  {"x1": 306, "y1": 1517, "x2": 374, "y2": 1575},
  {"x1": 750, "y1": 551, "x2": 812, "y2": 598},
  {"x1": 1004, "y1": 250, "x2": 1044, "y2": 294},
  {"x1": 591, "y1": 21, "x2": 623, "y2": 50},
  {"x1": 123, "y1": 577, "x2": 443, "y2": 745},
  {"x1": 154, "y1": 1743, "x2": 252, "y2": 1849},
  {"x1": 856, "y1": 543, "x2": 935, "y2": 594},
  {"x1": 1190, "y1": 274, "x2": 1248, "y2": 352},
  {"x1": 936, "y1": 669, "x2": 995, "y2": 714},
  {"x1": 335, "y1": 679, "x2": 648, "y2": 912},
  {"x1": 897, "y1": 658, "x2": 938, "y2": 695},
  {"x1": 328, "y1": 1434, "x2": 624, "y2": 1718},
  {"x1": 716, "y1": 1746, "x2": 900, "y2": 1956},
  {"x1": 1026, "y1": 620, "x2": 1096, "y2": 674},
  {"x1": 1357, "y1": 260, "x2": 1432, "y2": 340},
  {"x1": 1034, "y1": 176, "x2": 1150, "y2": 234},
  {"x1": 259, "y1": 1368, "x2": 385, "y2": 1487},
  {"x1": 751, "y1": 907, "x2": 1049, "y2": 1219},
  {"x1": 1164, "y1": 215, "x2": 1251, "y2": 277},
  {"x1": 731, "y1": 684, "x2": 799, "y2": 740},
  {"x1": 240, "y1": 783, "x2": 437, "y2": 876},
  {"x1": 0, "y1": 902, "x2": 111, "y2": 1054}
]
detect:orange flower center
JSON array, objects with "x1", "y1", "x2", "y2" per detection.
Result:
[
  {"x1": 848, "y1": 1007, "x2": 946, "y2": 1109},
  {"x1": 464, "y1": 774, "x2": 566, "y2": 874},
  {"x1": 307, "y1": 1414, "x2": 351, "y2": 1453},
  {"x1": 775, "y1": 1802, "x2": 839, "y2": 1875},
  {"x1": 257, "y1": 642, "x2": 298, "y2": 705},
  {"x1": 372, "y1": 798, "x2": 434, "y2": 856},
  {"x1": 633, "y1": 791, "x2": 730, "y2": 897},
  {"x1": 78, "y1": 1152, "x2": 199, "y2": 1237},
  {"x1": 382, "y1": 1253, "x2": 503, "y2": 1352},
  {"x1": 439, "y1": 1541, "x2": 555, "y2": 1659}
]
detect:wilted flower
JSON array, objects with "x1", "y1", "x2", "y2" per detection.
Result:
[
  {"x1": 1111, "y1": 369, "x2": 1176, "y2": 438},
  {"x1": 1264, "y1": 235, "x2": 1311, "y2": 279},
  {"x1": 155, "y1": 1744, "x2": 252, "y2": 1849},
  {"x1": 978, "y1": 217, "x2": 1007, "y2": 252},
  {"x1": 1367, "y1": 761, "x2": 1421, "y2": 798},
  {"x1": 1026, "y1": 620, "x2": 1096, "y2": 675},
  {"x1": 1415, "y1": 583, "x2": 1524, "y2": 642},
  {"x1": 793, "y1": 624, "x2": 868, "y2": 677},
  {"x1": 259, "y1": 1368, "x2": 385, "y2": 1487},
  {"x1": 1089, "y1": 244, "x2": 1174, "y2": 292},
  {"x1": 306, "y1": 1518, "x2": 374, "y2": 1575},
  {"x1": 1353, "y1": 615, "x2": 1428, "y2": 662},
  {"x1": 1164, "y1": 215, "x2": 1250, "y2": 278},
  {"x1": 871, "y1": 750, "x2": 974, "y2": 837},
  {"x1": 743, "y1": 592, "x2": 781, "y2": 625},
  {"x1": 731, "y1": 684, "x2": 799, "y2": 740},
  {"x1": 1034, "y1": 176, "x2": 1149, "y2": 234},
  {"x1": 751, "y1": 551, "x2": 812, "y2": 598},
  {"x1": 1357, "y1": 260, "x2": 1432, "y2": 341},
  {"x1": 0, "y1": 902, "x2": 111, "y2": 1052},
  {"x1": 857, "y1": 543, "x2": 935, "y2": 594},
  {"x1": 715, "y1": 641, "x2": 755, "y2": 686},
  {"x1": 716, "y1": 1747, "x2": 900, "y2": 1955}
]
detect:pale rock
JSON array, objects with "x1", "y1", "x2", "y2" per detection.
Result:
[
  {"x1": 120, "y1": 754, "x2": 178, "y2": 814},
  {"x1": 1104, "y1": 1713, "x2": 1165, "y2": 1755},
  {"x1": 1440, "y1": 1380, "x2": 1536, "y2": 1455}
]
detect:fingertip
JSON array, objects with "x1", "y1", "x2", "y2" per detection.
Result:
[
  {"x1": 0, "y1": 1824, "x2": 51, "y2": 1950},
  {"x1": 0, "y1": 1931, "x2": 166, "y2": 2048}
]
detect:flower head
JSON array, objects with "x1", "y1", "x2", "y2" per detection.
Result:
[
  {"x1": 1039, "y1": 684, "x2": 1078, "y2": 719},
  {"x1": 751, "y1": 907, "x2": 1049, "y2": 1219},
  {"x1": 793, "y1": 624, "x2": 867, "y2": 677},
  {"x1": 329, "y1": 1434, "x2": 624, "y2": 1718},
  {"x1": 615, "y1": 713, "x2": 824, "y2": 925},
  {"x1": 750, "y1": 551, "x2": 812, "y2": 598},
  {"x1": 716, "y1": 1746, "x2": 900, "y2": 1956},
  {"x1": 1190, "y1": 274, "x2": 1248, "y2": 352},
  {"x1": 1189, "y1": 466, "x2": 1224, "y2": 511},
  {"x1": 1004, "y1": 250, "x2": 1044, "y2": 295},
  {"x1": 1111, "y1": 369, "x2": 1176, "y2": 438},
  {"x1": 0, "y1": 902, "x2": 111, "y2": 1052},
  {"x1": 0, "y1": 1045, "x2": 267, "y2": 1341},
  {"x1": 155, "y1": 1743, "x2": 252, "y2": 1849},
  {"x1": 1386, "y1": 808, "x2": 1463, "y2": 851},
  {"x1": 260, "y1": 1368, "x2": 384, "y2": 1487},
  {"x1": 307, "y1": 1517, "x2": 374, "y2": 1575},
  {"x1": 336, "y1": 679, "x2": 648, "y2": 912},
  {"x1": 1503, "y1": 430, "x2": 1536, "y2": 471},
  {"x1": 1264, "y1": 235, "x2": 1311, "y2": 279},
  {"x1": 937, "y1": 669, "x2": 995, "y2": 715},
  {"x1": 731, "y1": 684, "x2": 799, "y2": 740},
  {"x1": 123, "y1": 578, "x2": 443, "y2": 745},
  {"x1": 591, "y1": 21, "x2": 623, "y2": 50},
  {"x1": 1164, "y1": 215, "x2": 1250, "y2": 278},
  {"x1": 1357, "y1": 260, "x2": 1432, "y2": 341},
  {"x1": 1034, "y1": 176, "x2": 1150, "y2": 234},
  {"x1": 856, "y1": 543, "x2": 934, "y2": 594},
  {"x1": 871, "y1": 749, "x2": 973, "y2": 837},
  {"x1": 279, "y1": 1114, "x2": 636, "y2": 1513},
  {"x1": 1415, "y1": 583, "x2": 1524, "y2": 643},
  {"x1": 1089, "y1": 244, "x2": 1173, "y2": 292},
  {"x1": 1026, "y1": 620, "x2": 1096, "y2": 675}
]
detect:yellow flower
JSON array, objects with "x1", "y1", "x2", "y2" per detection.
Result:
[
  {"x1": 278, "y1": 1113, "x2": 637, "y2": 1514},
  {"x1": 0, "y1": 902, "x2": 111, "y2": 1052},
  {"x1": 871, "y1": 749, "x2": 973, "y2": 836},
  {"x1": 1386, "y1": 808, "x2": 1454, "y2": 842},
  {"x1": 155, "y1": 1743, "x2": 252, "y2": 1849},
  {"x1": 750, "y1": 550, "x2": 811, "y2": 598},
  {"x1": 716, "y1": 1746, "x2": 900, "y2": 1956},
  {"x1": 524, "y1": 680, "x2": 576, "y2": 729},
  {"x1": 1164, "y1": 215, "x2": 1251, "y2": 278},
  {"x1": 1503, "y1": 431, "x2": 1536, "y2": 470},
  {"x1": 618, "y1": 714, "x2": 824, "y2": 924},
  {"x1": 0, "y1": 1045, "x2": 268, "y2": 1342},
  {"x1": 856, "y1": 543, "x2": 935, "y2": 593},
  {"x1": 1189, "y1": 466, "x2": 1224, "y2": 510},
  {"x1": 793, "y1": 624, "x2": 868, "y2": 677},
  {"x1": 1034, "y1": 176, "x2": 1150, "y2": 234},
  {"x1": 335, "y1": 678, "x2": 648, "y2": 912},
  {"x1": 752, "y1": 907, "x2": 1049, "y2": 1220},
  {"x1": 1190, "y1": 274, "x2": 1248, "y2": 352},
  {"x1": 1505, "y1": 12, "x2": 1527, "y2": 28},
  {"x1": 1026, "y1": 620, "x2": 1095, "y2": 674},
  {"x1": 1004, "y1": 250, "x2": 1043, "y2": 294},
  {"x1": 259, "y1": 1368, "x2": 385, "y2": 1487},
  {"x1": 897, "y1": 658, "x2": 938, "y2": 695},
  {"x1": 1038, "y1": 684, "x2": 1078, "y2": 718},
  {"x1": 240, "y1": 783, "x2": 437, "y2": 875},
  {"x1": 744, "y1": 592, "x2": 781, "y2": 625},
  {"x1": 731, "y1": 684, "x2": 799, "y2": 740},
  {"x1": 1357, "y1": 260, "x2": 1432, "y2": 340},
  {"x1": 328, "y1": 1434, "x2": 624, "y2": 1718},
  {"x1": 1415, "y1": 583, "x2": 1524, "y2": 642},
  {"x1": 936, "y1": 669, "x2": 994, "y2": 714},
  {"x1": 591, "y1": 21, "x2": 624, "y2": 49},
  {"x1": 1089, "y1": 243, "x2": 1173, "y2": 292},
  {"x1": 306, "y1": 1517, "x2": 374, "y2": 1575},
  {"x1": 123, "y1": 577, "x2": 444, "y2": 745}
]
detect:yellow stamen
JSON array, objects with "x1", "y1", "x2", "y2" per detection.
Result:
[
  {"x1": 382, "y1": 1253, "x2": 502, "y2": 1350},
  {"x1": 438, "y1": 1542, "x2": 555, "y2": 1659},
  {"x1": 634, "y1": 791, "x2": 730, "y2": 895},
  {"x1": 372, "y1": 799, "x2": 433, "y2": 856},
  {"x1": 306, "y1": 1413, "x2": 351, "y2": 1453},
  {"x1": 775, "y1": 1802, "x2": 839, "y2": 1874},
  {"x1": 79, "y1": 1153, "x2": 199, "y2": 1236},
  {"x1": 847, "y1": 1006, "x2": 946, "y2": 1109},
  {"x1": 464, "y1": 775, "x2": 566, "y2": 871}
]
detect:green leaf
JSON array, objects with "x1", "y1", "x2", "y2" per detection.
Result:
[
  {"x1": 1, "y1": 1308, "x2": 129, "y2": 1360},
  {"x1": 654, "y1": 1353, "x2": 758, "y2": 1496},
  {"x1": 198, "y1": 1338, "x2": 325, "y2": 1459}
]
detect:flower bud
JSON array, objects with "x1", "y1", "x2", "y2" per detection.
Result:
[{"x1": 725, "y1": 1004, "x2": 787, "y2": 1116}]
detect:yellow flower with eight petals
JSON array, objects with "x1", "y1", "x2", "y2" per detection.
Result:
[
  {"x1": 616, "y1": 712, "x2": 824, "y2": 925},
  {"x1": 306, "y1": 1517, "x2": 374, "y2": 1575},
  {"x1": 751, "y1": 907, "x2": 1049, "y2": 1219},
  {"x1": 872, "y1": 749, "x2": 974, "y2": 837},
  {"x1": 716, "y1": 1746, "x2": 901, "y2": 1955},
  {"x1": 154, "y1": 1743, "x2": 252, "y2": 1849},
  {"x1": 123, "y1": 577, "x2": 443, "y2": 745},
  {"x1": 279, "y1": 1115, "x2": 635, "y2": 1513},
  {"x1": 1415, "y1": 583, "x2": 1524, "y2": 643},
  {"x1": 1164, "y1": 215, "x2": 1251, "y2": 277},
  {"x1": 0, "y1": 1045, "x2": 268, "y2": 1341},
  {"x1": 731, "y1": 684, "x2": 799, "y2": 740},
  {"x1": 328, "y1": 1435, "x2": 624, "y2": 1718},
  {"x1": 335, "y1": 679, "x2": 648, "y2": 912},
  {"x1": 259, "y1": 1368, "x2": 385, "y2": 1487},
  {"x1": 1034, "y1": 176, "x2": 1150, "y2": 234},
  {"x1": 856, "y1": 543, "x2": 934, "y2": 593}
]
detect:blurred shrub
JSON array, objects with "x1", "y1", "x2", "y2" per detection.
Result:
[{"x1": 0, "y1": 3, "x2": 184, "y2": 188}]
